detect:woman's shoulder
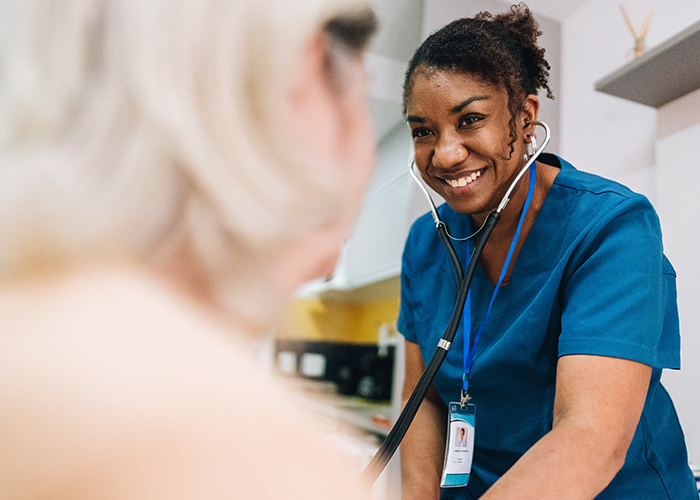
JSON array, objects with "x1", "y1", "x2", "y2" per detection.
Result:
[
  {"x1": 0, "y1": 267, "x2": 366, "y2": 499},
  {"x1": 543, "y1": 155, "x2": 658, "y2": 233},
  {"x1": 549, "y1": 154, "x2": 647, "y2": 204}
]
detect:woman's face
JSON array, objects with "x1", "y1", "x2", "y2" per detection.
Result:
[{"x1": 406, "y1": 69, "x2": 534, "y2": 217}]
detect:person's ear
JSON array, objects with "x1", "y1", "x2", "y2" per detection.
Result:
[
  {"x1": 286, "y1": 30, "x2": 370, "y2": 165},
  {"x1": 521, "y1": 94, "x2": 540, "y2": 139},
  {"x1": 276, "y1": 30, "x2": 375, "y2": 295},
  {"x1": 286, "y1": 31, "x2": 337, "y2": 148}
]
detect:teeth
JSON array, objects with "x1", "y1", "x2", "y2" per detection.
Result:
[{"x1": 446, "y1": 169, "x2": 482, "y2": 188}]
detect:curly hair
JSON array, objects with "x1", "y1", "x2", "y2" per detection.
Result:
[{"x1": 403, "y1": 3, "x2": 553, "y2": 156}]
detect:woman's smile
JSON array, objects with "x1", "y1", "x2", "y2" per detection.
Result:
[{"x1": 441, "y1": 167, "x2": 485, "y2": 189}]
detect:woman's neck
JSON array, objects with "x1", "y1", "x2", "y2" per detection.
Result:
[{"x1": 472, "y1": 161, "x2": 559, "y2": 287}]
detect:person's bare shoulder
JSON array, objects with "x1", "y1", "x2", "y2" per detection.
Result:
[{"x1": 0, "y1": 268, "x2": 367, "y2": 499}]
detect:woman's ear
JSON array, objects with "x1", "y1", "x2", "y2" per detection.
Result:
[{"x1": 521, "y1": 94, "x2": 540, "y2": 140}]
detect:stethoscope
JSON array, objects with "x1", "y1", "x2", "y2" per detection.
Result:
[{"x1": 361, "y1": 120, "x2": 551, "y2": 485}]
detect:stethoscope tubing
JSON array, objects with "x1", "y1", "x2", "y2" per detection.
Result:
[
  {"x1": 360, "y1": 121, "x2": 550, "y2": 487},
  {"x1": 360, "y1": 212, "x2": 499, "y2": 485},
  {"x1": 438, "y1": 222, "x2": 464, "y2": 282}
]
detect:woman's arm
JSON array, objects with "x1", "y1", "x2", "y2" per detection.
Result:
[
  {"x1": 481, "y1": 354, "x2": 651, "y2": 500},
  {"x1": 400, "y1": 340, "x2": 448, "y2": 500}
]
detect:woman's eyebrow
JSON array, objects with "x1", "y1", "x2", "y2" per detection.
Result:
[
  {"x1": 451, "y1": 95, "x2": 490, "y2": 114},
  {"x1": 406, "y1": 95, "x2": 490, "y2": 124}
]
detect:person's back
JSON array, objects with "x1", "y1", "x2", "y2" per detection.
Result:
[
  {"x1": 0, "y1": 267, "x2": 367, "y2": 499},
  {"x1": 0, "y1": 0, "x2": 377, "y2": 497}
]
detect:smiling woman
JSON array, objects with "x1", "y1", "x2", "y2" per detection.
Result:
[{"x1": 397, "y1": 3, "x2": 697, "y2": 500}]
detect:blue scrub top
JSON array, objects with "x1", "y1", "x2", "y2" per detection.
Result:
[{"x1": 397, "y1": 154, "x2": 697, "y2": 499}]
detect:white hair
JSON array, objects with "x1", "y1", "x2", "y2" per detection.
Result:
[{"x1": 0, "y1": 0, "x2": 374, "y2": 325}]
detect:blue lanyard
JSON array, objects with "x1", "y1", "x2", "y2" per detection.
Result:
[{"x1": 461, "y1": 163, "x2": 537, "y2": 397}]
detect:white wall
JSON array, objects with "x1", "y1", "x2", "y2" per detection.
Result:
[
  {"x1": 366, "y1": 0, "x2": 423, "y2": 141},
  {"x1": 560, "y1": 0, "x2": 700, "y2": 465},
  {"x1": 560, "y1": 0, "x2": 700, "y2": 198}
]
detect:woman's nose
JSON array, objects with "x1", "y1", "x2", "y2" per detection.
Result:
[{"x1": 432, "y1": 133, "x2": 468, "y2": 170}]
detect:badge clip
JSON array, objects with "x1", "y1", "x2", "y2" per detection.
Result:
[{"x1": 460, "y1": 390, "x2": 471, "y2": 409}]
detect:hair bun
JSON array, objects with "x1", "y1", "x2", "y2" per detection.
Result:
[{"x1": 477, "y1": 3, "x2": 553, "y2": 100}]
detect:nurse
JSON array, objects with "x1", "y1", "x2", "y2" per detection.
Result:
[{"x1": 398, "y1": 4, "x2": 697, "y2": 499}]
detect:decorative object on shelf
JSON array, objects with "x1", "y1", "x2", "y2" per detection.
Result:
[
  {"x1": 621, "y1": 1, "x2": 655, "y2": 58},
  {"x1": 594, "y1": 19, "x2": 700, "y2": 108}
]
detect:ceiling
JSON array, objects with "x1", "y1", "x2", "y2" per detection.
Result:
[{"x1": 523, "y1": 0, "x2": 592, "y2": 21}]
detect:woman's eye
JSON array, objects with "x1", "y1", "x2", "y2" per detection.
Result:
[
  {"x1": 411, "y1": 127, "x2": 432, "y2": 139},
  {"x1": 459, "y1": 114, "x2": 482, "y2": 127}
]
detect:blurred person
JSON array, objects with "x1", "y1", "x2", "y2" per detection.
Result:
[{"x1": 0, "y1": 0, "x2": 377, "y2": 498}]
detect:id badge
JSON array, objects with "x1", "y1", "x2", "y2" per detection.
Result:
[{"x1": 440, "y1": 402, "x2": 475, "y2": 488}]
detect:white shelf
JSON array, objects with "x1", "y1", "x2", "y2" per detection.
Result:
[{"x1": 595, "y1": 20, "x2": 700, "y2": 108}]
